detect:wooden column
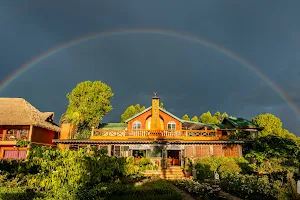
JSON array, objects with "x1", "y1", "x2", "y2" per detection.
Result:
[
  {"x1": 28, "y1": 125, "x2": 33, "y2": 141},
  {"x1": 2, "y1": 130, "x2": 6, "y2": 141}
]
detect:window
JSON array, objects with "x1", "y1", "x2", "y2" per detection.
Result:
[
  {"x1": 167, "y1": 121, "x2": 176, "y2": 130},
  {"x1": 113, "y1": 145, "x2": 130, "y2": 157},
  {"x1": 132, "y1": 120, "x2": 142, "y2": 130},
  {"x1": 3, "y1": 150, "x2": 27, "y2": 159},
  {"x1": 133, "y1": 150, "x2": 146, "y2": 158},
  {"x1": 5, "y1": 129, "x2": 29, "y2": 141}
]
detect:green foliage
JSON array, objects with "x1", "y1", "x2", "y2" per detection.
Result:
[
  {"x1": 62, "y1": 80, "x2": 114, "y2": 138},
  {"x1": 181, "y1": 114, "x2": 190, "y2": 121},
  {"x1": 198, "y1": 111, "x2": 228, "y2": 124},
  {"x1": 190, "y1": 116, "x2": 199, "y2": 122},
  {"x1": 199, "y1": 111, "x2": 219, "y2": 124},
  {"x1": 121, "y1": 104, "x2": 146, "y2": 123},
  {"x1": 100, "y1": 179, "x2": 182, "y2": 200},
  {"x1": 159, "y1": 102, "x2": 165, "y2": 109},
  {"x1": 172, "y1": 179, "x2": 221, "y2": 200},
  {"x1": 252, "y1": 113, "x2": 283, "y2": 137},
  {"x1": 16, "y1": 140, "x2": 30, "y2": 147},
  {"x1": 219, "y1": 174, "x2": 292, "y2": 200},
  {"x1": 194, "y1": 157, "x2": 251, "y2": 180},
  {"x1": 124, "y1": 157, "x2": 158, "y2": 175},
  {"x1": 252, "y1": 113, "x2": 297, "y2": 140},
  {"x1": 245, "y1": 135, "x2": 300, "y2": 173}
]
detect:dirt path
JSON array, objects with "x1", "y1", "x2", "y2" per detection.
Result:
[
  {"x1": 219, "y1": 191, "x2": 242, "y2": 200},
  {"x1": 168, "y1": 184, "x2": 197, "y2": 200}
]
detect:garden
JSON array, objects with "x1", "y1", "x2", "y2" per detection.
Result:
[
  {"x1": 0, "y1": 145, "x2": 180, "y2": 200},
  {"x1": 0, "y1": 135, "x2": 299, "y2": 200}
]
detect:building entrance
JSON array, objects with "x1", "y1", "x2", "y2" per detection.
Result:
[{"x1": 167, "y1": 150, "x2": 180, "y2": 166}]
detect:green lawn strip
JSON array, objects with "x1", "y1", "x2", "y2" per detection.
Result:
[{"x1": 106, "y1": 179, "x2": 182, "y2": 200}]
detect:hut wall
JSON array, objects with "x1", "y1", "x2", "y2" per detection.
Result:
[{"x1": 31, "y1": 126, "x2": 58, "y2": 145}]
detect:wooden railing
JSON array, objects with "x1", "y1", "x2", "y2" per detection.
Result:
[
  {"x1": 92, "y1": 129, "x2": 218, "y2": 138},
  {"x1": 2, "y1": 130, "x2": 29, "y2": 141}
]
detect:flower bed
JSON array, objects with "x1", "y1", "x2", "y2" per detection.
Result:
[
  {"x1": 219, "y1": 174, "x2": 292, "y2": 200},
  {"x1": 171, "y1": 179, "x2": 222, "y2": 200}
]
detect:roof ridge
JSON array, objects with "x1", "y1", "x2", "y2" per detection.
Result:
[{"x1": 124, "y1": 106, "x2": 152, "y2": 123}]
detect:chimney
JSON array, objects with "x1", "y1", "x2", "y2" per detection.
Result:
[{"x1": 151, "y1": 92, "x2": 160, "y2": 130}]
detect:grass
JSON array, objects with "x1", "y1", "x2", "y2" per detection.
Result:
[{"x1": 105, "y1": 179, "x2": 182, "y2": 200}]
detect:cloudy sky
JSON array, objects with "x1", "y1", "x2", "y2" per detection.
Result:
[{"x1": 0, "y1": 1, "x2": 300, "y2": 135}]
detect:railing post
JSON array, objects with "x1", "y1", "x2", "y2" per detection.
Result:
[{"x1": 91, "y1": 127, "x2": 94, "y2": 136}]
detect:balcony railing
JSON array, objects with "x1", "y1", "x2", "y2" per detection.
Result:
[
  {"x1": 2, "y1": 130, "x2": 29, "y2": 141},
  {"x1": 92, "y1": 129, "x2": 218, "y2": 138}
]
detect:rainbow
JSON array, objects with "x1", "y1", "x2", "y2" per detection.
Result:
[{"x1": 0, "y1": 28, "x2": 299, "y2": 119}]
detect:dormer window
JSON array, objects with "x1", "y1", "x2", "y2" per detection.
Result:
[
  {"x1": 132, "y1": 120, "x2": 142, "y2": 130},
  {"x1": 167, "y1": 121, "x2": 176, "y2": 130}
]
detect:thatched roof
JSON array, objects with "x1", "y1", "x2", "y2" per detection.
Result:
[{"x1": 0, "y1": 98, "x2": 60, "y2": 132}]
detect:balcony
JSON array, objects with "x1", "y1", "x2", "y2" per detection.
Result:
[
  {"x1": 90, "y1": 129, "x2": 220, "y2": 141},
  {"x1": 0, "y1": 129, "x2": 29, "y2": 144}
]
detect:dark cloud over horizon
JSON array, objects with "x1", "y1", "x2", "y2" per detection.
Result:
[{"x1": 0, "y1": 0, "x2": 300, "y2": 135}]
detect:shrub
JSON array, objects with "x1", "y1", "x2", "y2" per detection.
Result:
[
  {"x1": 124, "y1": 156, "x2": 158, "y2": 175},
  {"x1": 219, "y1": 174, "x2": 292, "y2": 200},
  {"x1": 172, "y1": 179, "x2": 221, "y2": 200},
  {"x1": 194, "y1": 157, "x2": 251, "y2": 180}
]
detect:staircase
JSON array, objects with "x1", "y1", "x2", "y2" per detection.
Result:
[{"x1": 142, "y1": 166, "x2": 185, "y2": 179}]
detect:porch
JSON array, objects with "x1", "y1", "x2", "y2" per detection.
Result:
[
  {"x1": 91, "y1": 128, "x2": 220, "y2": 141},
  {"x1": 0, "y1": 126, "x2": 30, "y2": 143}
]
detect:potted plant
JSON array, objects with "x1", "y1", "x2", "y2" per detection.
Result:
[{"x1": 184, "y1": 167, "x2": 191, "y2": 178}]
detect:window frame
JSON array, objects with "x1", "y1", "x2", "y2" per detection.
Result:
[
  {"x1": 167, "y1": 121, "x2": 176, "y2": 130},
  {"x1": 132, "y1": 120, "x2": 142, "y2": 130}
]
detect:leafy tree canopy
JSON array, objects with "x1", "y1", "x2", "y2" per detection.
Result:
[
  {"x1": 198, "y1": 111, "x2": 228, "y2": 124},
  {"x1": 199, "y1": 111, "x2": 219, "y2": 124},
  {"x1": 121, "y1": 104, "x2": 146, "y2": 123},
  {"x1": 62, "y1": 81, "x2": 114, "y2": 138},
  {"x1": 159, "y1": 102, "x2": 165, "y2": 109},
  {"x1": 252, "y1": 113, "x2": 296, "y2": 139},
  {"x1": 191, "y1": 116, "x2": 199, "y2": 122},
  {"x1": 182, "y1": 114, "x2": 190, "y2": 121},
  {"x1": 245, "y1": 135, "x2": 300, "y2": 172}
]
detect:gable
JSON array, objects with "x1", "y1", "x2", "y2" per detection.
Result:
[
  {"x1": 125, "y1": 107, "x2": 182, "y2": 130},
  {"x1": 125, "y1": 107, "x2": 182, "y2": 123}
]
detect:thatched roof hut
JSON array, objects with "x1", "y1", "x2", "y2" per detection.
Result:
[{"x1": 0, "y1": 98, "x2": 60, "y2": 132}]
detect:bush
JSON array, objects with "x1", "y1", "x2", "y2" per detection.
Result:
[
  {"x1": 124, "y1": 156, "x2": 158, "y2": 175},
  {"x1": 194, "y1": 157, "x2": 251, "y2": 180},
  {"x1": 172, "y1": 179, "x2": 221, "y2": 200},
  {"x1": 219, "y1": 174, "x2": 292, "y2": 200}
]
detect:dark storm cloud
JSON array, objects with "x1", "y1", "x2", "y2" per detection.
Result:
[{"x1": 0, "y1": 0, "x2": 300, "y2": 135}]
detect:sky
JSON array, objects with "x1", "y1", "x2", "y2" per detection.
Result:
[{"x1": 0, "y1": 1, "x2": 300, "y2": 136}]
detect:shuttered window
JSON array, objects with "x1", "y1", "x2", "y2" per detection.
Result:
[
  {"x1": 213, "y1": 146, "x2": 222, "y2": 157},
  {"x1": 3, "y1": 150, "x2": 27, "y2": 159},
  {"x1": 185, "y1": 146, "x2": 193, "y2": 157}
]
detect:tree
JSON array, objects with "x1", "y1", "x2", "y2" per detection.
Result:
[
  {"x1": 182, "y1": 114, "x2": 190, "y2": 121},
  {"x1": 252, "y1": 113, "x2": 284, "y2": 137},
  {"x1": 159, "y1": 102, "x2": 165, "y2": 109},
  {"x1": 121, "y1": 104, "x2": 146, "y2": 123},
  {"x1": 191, "y1": 116, "x2": 199, "y2": 122},
  {"x1": 62, "y1": 81, "x2": 114, "y2": 138},
  {"x1": 245, "y1": 135, "x2": 300, "y2": 173},
  {"x1": 221, "y1": 112, "x2": 229, "y2": 122},
  {"x1": 214, "y1": 112, "x2": 221, "y2": 121},
  {"x1": 199, "y1": 111, "x2": 219, "y2": 124}
]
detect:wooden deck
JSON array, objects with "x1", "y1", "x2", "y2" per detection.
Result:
[{"x1": 91, "y1": 129, "x2": 220, "y2": 140}]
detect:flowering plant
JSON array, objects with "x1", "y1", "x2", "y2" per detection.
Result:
[{"x1": 172, "y1": 179, "x2": 221, "y2": 199}]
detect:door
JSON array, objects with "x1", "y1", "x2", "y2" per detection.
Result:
[{"x1": 167, "y1": 150, "x2": 180, "y2": 166}]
